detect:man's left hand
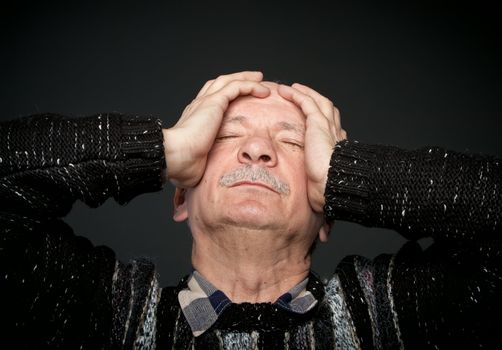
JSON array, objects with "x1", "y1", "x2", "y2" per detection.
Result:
[{"x1": 278, "y1": 83, "x2": 347, "y2": 214}]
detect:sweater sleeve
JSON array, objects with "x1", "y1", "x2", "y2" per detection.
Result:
[
  {"x1": 324, "y1": 140, "x2": 501, "y2": 242},
  {"x1": 326, "y1": 140, "x2": 501, "y2": 349},
  {"x1": 0, "y1": 113, "x2": 165, "y2": 218},
  {"x1": 0, "y1": 113, "x2": 165, "y2": 349}
]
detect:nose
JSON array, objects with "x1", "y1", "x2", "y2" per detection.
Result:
[{"x1": 238, "y1": 136, "x2": 277, "y2": 166}]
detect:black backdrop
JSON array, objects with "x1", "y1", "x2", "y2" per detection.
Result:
[{"x1": 1, "y1": 0, "x2": 501, "y2": 286}]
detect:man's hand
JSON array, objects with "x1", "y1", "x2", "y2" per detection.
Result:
[
  {"x1": 278, "y1": 83, "x2": 347, "y2": 214},
  {"x1": 163, "y1": 72, "x2": 270, "y2": 188}
]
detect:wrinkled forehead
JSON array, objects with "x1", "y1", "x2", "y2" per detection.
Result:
[{"x1": 224, "y1": 82, "x2": 306, "y2": 125}]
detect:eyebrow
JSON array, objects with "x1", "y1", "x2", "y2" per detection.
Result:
[
  {"x1": 225, "y1": 115, "x2": 305, "y2": 135},
  {"x1": 277, "y1": 121, "x2": 304, "y2": 135},
  {"x1": 226, "y1": 115, "x2": 248, "y2": 124}
]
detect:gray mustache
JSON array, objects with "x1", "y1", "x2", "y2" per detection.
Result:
[{"x1": 218, "y1": 165, "x2": 290, "y2": 195}]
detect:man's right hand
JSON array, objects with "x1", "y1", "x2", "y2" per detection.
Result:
[{"x1": 163, "y1": 72, "x2": 271, "y2": 188}]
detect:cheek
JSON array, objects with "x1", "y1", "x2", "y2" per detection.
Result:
[
  {"x1": 284, "y1": 156, "x2": 316, "y2": 210},
  {"x1": 204, "y1": 146, "x2": 238, "y2": 181},
  {"x1": 207, "y1": 141, "x2": 238, "y2": 160},
  {"x1": 202, "y1": 148, "x2": 228, "y2": 182},
  {"x1": 287, "y1": 158, "x2": 308, "y2": 192},
  {"x1": 190, "y1": 155, "x2": 229, "y2": 207},
  {"x1": 206, "y1": 147, "x2": 220, "y2": 163}
]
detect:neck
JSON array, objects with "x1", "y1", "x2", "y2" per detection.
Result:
[{"x1": 191, "y1": 225, "x2": 312, "y2": 303}]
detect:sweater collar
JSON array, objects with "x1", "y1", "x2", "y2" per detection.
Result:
[{"x1": 178, "y1": 271, "x2": 319, "y2": 337}]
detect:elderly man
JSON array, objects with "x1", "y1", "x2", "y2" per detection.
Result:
[{"x1": 0, "y1": 72, "x2": 500, "y2": 349}]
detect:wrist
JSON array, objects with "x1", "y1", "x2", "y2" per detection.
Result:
[{"x1": 162, "y1": 128, "x2": 176, "y2": 176}]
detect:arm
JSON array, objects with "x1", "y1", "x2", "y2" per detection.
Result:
[
  {"x1": 0, "y1": 113, "x2": 165, "y2": 219},
  {"x1": 324, "y1": 140, "x2": 501, "y2": 242},
  {"x1": 277, "y1": 81, "x2": 500, "y2": 347},
  {"x1": 326, "y1": 141, "x2": 502, "y2": 348},
  {"x1": 0, "y1": 112, "x2": 165, "y2": 348},
  {"x1": 0, "y1": 72, "x2": 272, "y2": 348}
]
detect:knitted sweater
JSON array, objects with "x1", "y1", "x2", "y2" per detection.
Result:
[{"x1": 0, "y1": 113, "x2": 500, "y2": 349}]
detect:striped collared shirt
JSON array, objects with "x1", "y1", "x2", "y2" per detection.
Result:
[{"x1": 178, "y1": 271, "x2": 318, "y2": 336}]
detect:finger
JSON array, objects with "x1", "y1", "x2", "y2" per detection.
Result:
[
  {"x1": 292, "y1": 83, "x2": 341, "y2": 138},
  {"x1": 195, "y1": 79, "x2": 215, "y2": 98},
  {"x1": 291, "y1": 83, "x2": 333, "y2": 118},
  {"x1": 277, "y1": 84, "x2": 331, "y2": 130},
  {"x1": 209, "y1": 80, "x2": 270, "y2": 107},
  {"x1": 332, "y1": 106, "x2": 344, "y2": 141},
  {"x1": 340, "y1": 129, "x2": 348, "y2": 141},
  {"x1": 200, "y1": 71, "x2": 264, "y2": 98}
]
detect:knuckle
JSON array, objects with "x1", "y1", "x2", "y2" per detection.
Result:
[
  {"x1": 231, "y1": 79, "x2": 255, "y2": 89},
  {"x1": 181, "y1": 106, "x2": 190, "y2": 115},
  {"x1": 209, "y1": 93, "x2": 227, "y2": 105},
  {"x1": 223, "y1": 80, "x2": 241, "y2": 91},
  {"x1": 302, "y1": 95, "x2": 315, "y2": 104},
  {"x1": 191, "y1": 96, "x2": 203, "y2": 105},
  {"x1": 322, "y1": 97, "x2": 333, "y2": 107},
  {"x1": 213, "y1": 75, "x2": 229, "y2": 85},
  {"x1": 184, "y1": 99, "x2": 198, "y2": 110},
  {"x1": 228, "y1": 79, "x2": 242, "y2": 86}
]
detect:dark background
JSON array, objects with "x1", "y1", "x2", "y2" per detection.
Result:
[{"x1": 1, "y1": 0, "x2": 500, "y2": 286}]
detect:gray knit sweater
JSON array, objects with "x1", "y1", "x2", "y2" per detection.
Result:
[{"x1": 0, "y1": 113, "x2": 500, "y2": 349}]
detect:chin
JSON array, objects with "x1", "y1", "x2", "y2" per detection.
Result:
[{"x1": 222, "y1": 203, "x2": 280, "y2": 230}]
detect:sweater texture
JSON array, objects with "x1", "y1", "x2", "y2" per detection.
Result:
[{"x1": 0, "y1": 113, "x2": 500, "y2": 349}]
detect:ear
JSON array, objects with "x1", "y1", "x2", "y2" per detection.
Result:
[
  {"x1": 173, "y1": 188, "x2": 189, "y2": 222},
  {"x1": 318, "y1": 222, "x2": 332, "y2": 243}
]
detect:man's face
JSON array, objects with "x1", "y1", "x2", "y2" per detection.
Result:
[{"x1": 180, "y1": 83, "x2": 323, "y2": 245}]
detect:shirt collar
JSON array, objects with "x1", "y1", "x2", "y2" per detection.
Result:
[{"x1": 178, "y1": 271, "x2": 318, "y2": 337}]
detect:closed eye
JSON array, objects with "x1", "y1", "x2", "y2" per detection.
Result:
[
  {"x1": 215, "y1": 135, "x2": 240, "y2": 141},
  {"x1": 282, "y1": 140, "x2": 304, "y2": 149}
]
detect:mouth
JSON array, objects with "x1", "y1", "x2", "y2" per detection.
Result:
[{"x1": 229, "y1": 181, "x2": 279, "y2": 194}]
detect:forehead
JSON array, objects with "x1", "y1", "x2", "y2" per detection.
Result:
[{"x1": 223, "y1": 88, "x2": 306, "y2": 127}]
